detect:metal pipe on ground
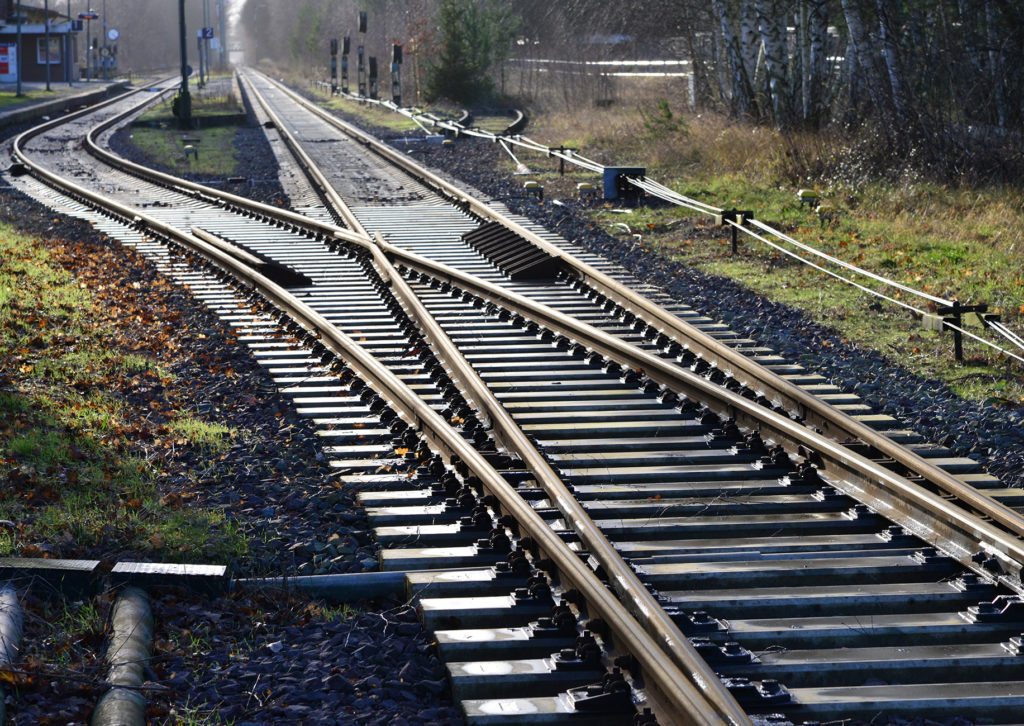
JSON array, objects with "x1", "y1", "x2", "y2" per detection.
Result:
[
  {"x1": 91, "y1": 587, "x2": 153, "y2": 726},
  {"x1": 0, "y1": 586, "x2": 23, "y2": 725}
]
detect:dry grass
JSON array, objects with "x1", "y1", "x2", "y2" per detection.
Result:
[{"x1": 513, "y1": 91, "x2": 1024, "y2": 401}]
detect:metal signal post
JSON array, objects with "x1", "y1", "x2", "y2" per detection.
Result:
[
  {"x1": 356, "y1": 10, "x2": 366, "y2": 97},
  {"x1": 330, "y1": 38, "x2": 338, "y2": 94},
  {"x1": 177, "y1": 0, "x2": 191, "y2": 127},
  {"x1": 391, "y1": 44, "x2": 402, "y2": 106},
  {"x1": 341, "y1": 36, "x2": 350, "y2": 93}
]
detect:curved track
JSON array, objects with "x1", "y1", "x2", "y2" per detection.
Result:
[{"x1": 5, "y1": 72, "x2": 1024, "y2": 725}]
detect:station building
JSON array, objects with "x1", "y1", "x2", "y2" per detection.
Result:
[{"x1": 0, "y1": 0, "x2": 80, "y2": 84}]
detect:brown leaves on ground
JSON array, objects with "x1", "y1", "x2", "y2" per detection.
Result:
[{"x1": 0, "y1": 229, "x2": 238, "y2": 561}]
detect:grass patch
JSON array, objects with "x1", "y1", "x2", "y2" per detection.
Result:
[
  {"x1": 0, "y1": 224, "x2": 248, "y2": 563},
  {"x1": 166, "y1": 416, "x2": 236, "y2": 452},
  {"x1": 308, "y1": 85, "x2": 420, "y2": 133},
  {"x1": 27, "y1": 596, "x2": 106, "y2": 671},
  {"x1": 308, "y1": 85, "x2": 516, "y2": 138},
  {"x1": 127, "y1": 83, "x2": 246, "y2": 176},
  {"x1": 0, "y1": 89, "x2": 55, "y2": 108},
  {"x1": 507, "y1": 99, "x2": 1024, "y2": 403}
]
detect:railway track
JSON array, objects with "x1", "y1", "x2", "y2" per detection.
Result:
[{"x1": 3, "y1": 71, "x2": 1024, "y2": 725}]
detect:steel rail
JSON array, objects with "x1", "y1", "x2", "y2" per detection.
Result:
[
  {"x1": 13, "y1": 97, "x2": 744, "y2": 726},
  {"x1": 237, "y1": 73, "x2": 369, "y2": 237},
  {"x1": 328, "y1": 73, "x2": 1024, "y2": 366},
  {"x1": 239, "y1": 75, "x2": 752, "y2": 725},
  {"x1": 361, "y1": 225, "x2": 752, "y2": 726},
  {"x1": 60, "y1": 70, "x2": 1024, "y2": 585},
  {"x1": 378, "y1": 240, "x2": 1024, "y2": 591},
  {"x1": 9, "y1": 78, "x2": 169, "y2": 168},
  {"x1": 32, "y1": 69, "x2": 1024, "y2": 716},
  {"x1": 61, "y1": 69, "x2": 1024, "y2": 587},
  {"x1": 248, "y1": 69, "x2": 1024, "y2": 546}
]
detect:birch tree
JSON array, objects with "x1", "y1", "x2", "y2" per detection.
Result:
[
  {"x1": 839, "y1": 0, "x2": 887, "y2": 114},
  {"x1": 806, "y1": 0, "x2": 827, "y2": 125},
  {"x1": 755, "y1": 0, "x2": 790, "y2": 126},
  {"x1": 874, "y1": 0, "x2": 911, "y2": 122},
  {"x1": 711, "y1": 0, "x2": 752, "y2": 115}
]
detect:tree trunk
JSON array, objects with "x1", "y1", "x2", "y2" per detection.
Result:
[
  {"x1": 875, "y1": 0, "x2": 911, "y2": 121},
  {"x1": 839, "y1": 0, "x2": 888, "y2": 115},
  {"x1": 985, "y1": 0, "x2": 1007, "y2": 128},
  {"x1": 711, "y1": 0, "x2": 752, "y2": 115},
  {"x1": 807, "y1": 0, "x2": 827, "y2": 125},
  {"x1": 755, "y1": 0, "x2": 790, "y2": 127},
  {"x1": 796, "y1": 2, "x2": 809, "y2": 122},
  {"x1": 683, "y1": 30, "x2": 713, "y2": 111},
  {"x1": 739, "y1": 0, "x2": 761, "y2": 103}
]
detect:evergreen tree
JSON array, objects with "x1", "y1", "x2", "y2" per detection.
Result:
[{"x1": 425, "y1": 0, "x2": 517, "y2": 103}]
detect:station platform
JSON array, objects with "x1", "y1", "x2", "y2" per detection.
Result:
[{"x1": 0, "y1": 79, "x2": 129, "y2": 126}]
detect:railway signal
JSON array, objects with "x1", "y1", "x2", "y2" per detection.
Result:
[
  {"x1": 79, "y1": 9, "x2": 98, "y2": 81},
  {"x1": 176, "y1": 0, "x2": 191, "y2": 127},
  {"x1": 356, "y1": 12, "x2": 367, "y2": 98},
  {"x1": 341, "y1": 36, "x2": 350, "y2": 94},
  {"x1": 330, "y1": 38, "x2": 338, "y2": 94},
  {"x1": 391, "y1": 44, "x2": 402, "y2": 106}
]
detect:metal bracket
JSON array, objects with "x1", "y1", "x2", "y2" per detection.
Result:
[
  {"x1": 547, "y1": 146, "x2": 577, "y2": 175},
  {"x1": 934, "y1": 301, "x2": 996, "y2": 363},
  {"x1": 713, "y1": 209, "x2": 755, "y2": 255}
]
